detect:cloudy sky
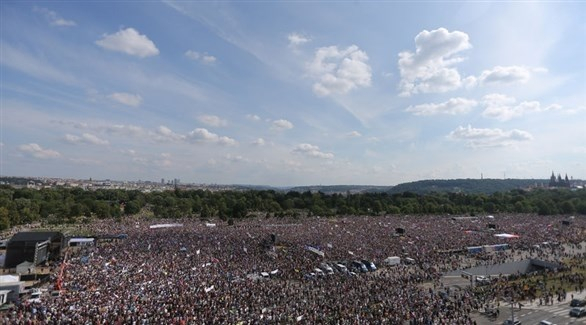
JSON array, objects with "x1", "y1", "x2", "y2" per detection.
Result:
[{"x1": 1, "y1": 1, "x2": 585, "y2": 186}]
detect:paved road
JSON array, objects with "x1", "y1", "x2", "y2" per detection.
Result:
[{"x1": 472, "y1": 290, "x2": 586, "y2": 325}]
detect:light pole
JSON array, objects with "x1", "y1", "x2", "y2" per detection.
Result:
[{"x1": 508, "y1": 292, "x2": 515, "y2": 324}]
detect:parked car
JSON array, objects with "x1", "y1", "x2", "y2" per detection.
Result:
[
  {"x1": 351, "y1": 261, "x2": 368, "y2": 273},
  {"x1": 570, "y1": 298, "x2": 586, "y2": 307},
  {"x1": 334, "y1": 263, "x2": 348, "y2": 274},
  {"x1": 319, "y1": 263, "x2": 334, "y2": 275},
  {"x1": 361, "y1": 260, "x2": 376, "y2": 271},
  {"x1": 569, "y1": 307, "x2": 586, "y2": 317},
  {"x1": 476, "y1": 276, "x2": 491, "y2": 285},
  {"x1": 502, "y1": 318, "x2": 521, "y2": 325}
]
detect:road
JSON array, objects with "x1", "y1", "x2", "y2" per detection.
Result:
[{"x1": 471, "y1": 290, "x2": 586, "y2": 325}]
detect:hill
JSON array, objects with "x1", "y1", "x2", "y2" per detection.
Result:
[
  {"x1": 387, "y1": 178, "x2": 548, "y2": 194},
  {"x1": 286, "y1": 179, "x2": 552, "y2": 195}
]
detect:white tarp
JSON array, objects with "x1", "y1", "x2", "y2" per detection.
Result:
[
  {"x1": 384, "y1": 256, "x2": 401, "y2": 266},
  {"x1": 149, "y1": 223, "x2": 183, "y2": 229},
  {"x1": 305, "y1": 245, "x2": 324, "y2": 257},
  {"x1": 69, "y1": 238, "x2": 95, "y2": 243},
  {"x1": 494, "y1": 233, "x2": 519, "y2": 238}
]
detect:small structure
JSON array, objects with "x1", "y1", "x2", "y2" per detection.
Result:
[
  {"x1": 0, "y1": 289, "x2": 10, "y2": 305},
  {"x1": 15, "y1": 261, "x2": 35, "y2": 275},
  {"x1": 68, "y1": 238, "x2": 95, "y2": 247},
  {"x1": 384, "y1": 256, "x2": 401, "y2": 266},
  {"x1": 4, "y1": 232, "x2": 63, "y2": 268},
  {"x1": 0, "y1": 275, "x2": 24, "y2": 303}
]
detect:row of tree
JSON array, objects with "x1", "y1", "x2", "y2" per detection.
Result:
[{"x1": 0, "y1": 185, "x2": 585, "y2": 230}]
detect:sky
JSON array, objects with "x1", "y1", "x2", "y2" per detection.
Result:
[{"x1": 1, "y1": 1, "x2": 585, "y2": 186}]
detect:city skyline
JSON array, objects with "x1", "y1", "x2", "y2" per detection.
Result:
[{"x1": 1, "y1": 1, "x2": 585, "y2": 186}]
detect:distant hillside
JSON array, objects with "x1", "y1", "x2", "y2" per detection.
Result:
[
  {"x1": 387, "y1": 178, "x2": 548, "y2": 195},
  {"x1": 287, "y1": 185, "x2": 392, "y2": 195},
  {"x1": 285, "y1": 179, "x2": 551, "y2": 195}
]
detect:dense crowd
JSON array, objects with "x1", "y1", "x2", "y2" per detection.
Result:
[{"x1": 2, "y1": 213, "x2": 585, "y2": 324}]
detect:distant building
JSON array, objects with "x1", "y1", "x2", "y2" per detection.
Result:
[{"x1": 549, "y1": 171, "x2": 571, "y2": 188}]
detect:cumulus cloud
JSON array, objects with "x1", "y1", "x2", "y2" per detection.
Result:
[
  {"x1": 33, "y1": 7, "x2": 76, "y2": 27},
  {"x1": 96, "y1": 28, "x2": 159, "y2": 58},
  {"x1": 185, "y1": 50, "x2": 217, "y2": 64},
  {"x1": 103, "y1": 124, "x2": 144, "y2": 136},
  {"x1": 246, "y1": 114, "x2": 261, "y2": 121},
  {"x1": 293, "y1": 143, "x2": 334, "y2": 159},
  {"x1": 288, "y1": 33, "x2": 311, "y2": 47},
  {"x1": 18, "y1": 143, "x2": 61, "y2": 159},
  {"x1": 398, "y1": 28, "x2": 471, "y2": 96},
  {"x1": 308, "y1": 45, "x2": 372, "y2": 96},
  {"x1": 252, "y1": 138, "x2": 266, "y2": 146},
  {"x1": 477, "y1": 66, "x2": 546, "y2": 86},
  {"x1": 481, "y1": 93, "x2": 560, "y2": 121},
  {"x1": 64, "y1": 133, "x2": 109, "y2": 145},
  {"x1": 448, "y1": 125, "x2": 533, "y2": 148},
  {"x1": 271, "y1": 119, "x2": 294, "y2": 130},
  {"x1": 151, "y1": 126, "x2": 185, "y2": 142},
  {"x1": 198, "y1": 115, "x2": 227, "y2": 127},
  {"x1": 405, "y1": 97, "x2": 477, "y2": 116},
  {"x1": 187, "y1": 128, "x2": 237, "y2": 146},
  {"x1": 108, "y1": 92, "x2": 143, "y2": 107}
]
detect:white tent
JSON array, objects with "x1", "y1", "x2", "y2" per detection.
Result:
[
  {"x1": 0, "y1": 275, "x2": 19, "y2": 283},
  {"x1": 68, "y1": 238, "x2": 95, "y2": 246},
  {"x1": 149, "y1": 223, "x2": 183, "y2": 229},
  {"x1": 494, "y1": 233, "x2": 519, "y2": 239}
]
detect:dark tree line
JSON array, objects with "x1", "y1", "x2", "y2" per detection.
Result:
[{"x1": 0, "y1": 185, "x2": 585, "y2": 230}]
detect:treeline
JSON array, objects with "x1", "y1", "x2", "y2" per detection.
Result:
[
  {"x1": 0, "y1": 186, "x2": 585, "y2": 230},
  {"x1": 387, "y1": 178, "x2": 549, "y2": 195}
]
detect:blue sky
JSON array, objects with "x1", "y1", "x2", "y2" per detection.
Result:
[{"x1": 1, "y1": 1, "x2": 585, "y2": 186}]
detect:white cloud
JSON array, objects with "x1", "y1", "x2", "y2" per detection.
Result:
[
  {"x1": 187, "y1": 128, "x2": 237, "y2": 146},
  {"x1": 481, "y1": 93, "x2": 560, "y2": 121},
  {"x1": 293, "y1": 143, "x2": 334, "y2": 159},
  {"x1": 1, "y1": 42, "x2": 78, "y2": 85},
  {"x1": 103, "y1": 124, "x2": 144, "y2": 136},
  {"x1": 198, "y1": 115, "x2": 227, "y2": 127},
  {"x1": 288, "y1": 33, "x2": 311, "y2": 47},
  {"x1": 252, "y1": 138, "x2": 266, "y2": 146},
  {"x1": 33, "y1": 7, "x2": 76, "y2": 27},
  {"x1": 398, "y1": 28, "x2": 472, "y2": 96},
  {"x1": 224, "y1": 154, "x2": 249, "y2": 163},
  {"x1": 405, "y1": 97, "x2": 477, "y2": 116},
  {"x1": 308, "y1": 45, "x2": 372, "y2": 96},
  {"x1": 246, "y1": 114, "x2": 261, "y2": 121},
  {"x1": 108, "y1": 92, "x2": 143, "y2": 107},
  {"x1": 347, "y1": 131, "x2": 362, "y2": 137},
  {"x1": 271, "y1": 119, "x2": 294, "y2": 130},
  {"x1": 64, "y1": 133, "x2": 109, "y2": 145},
  {"x1": 96, "y1": 28, "x2": 159, "y2": 58},
  {"x1": 448, "y1": 125, "x2": 533, "y2": 148},
  {"x1": 18, "y1": 143, "x2": 61, "y2": 159},
  {"x1": 185, "y1": 50, "x2": 216, "y2": 64},
  {"x1": 151, "y1": 126, "x2": 185, "y2": 142},
  {"x1": 478, "y1": 66, "x2": 546, "y2": 86}
]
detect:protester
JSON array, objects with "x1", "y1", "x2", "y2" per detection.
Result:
[{"x1": 3, "y1": 213, "x2": 585, "y2": 324}]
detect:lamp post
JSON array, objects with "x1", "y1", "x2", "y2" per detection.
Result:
[{"x1": 508, "y1": 292, "x2": 515, "y2": 324}]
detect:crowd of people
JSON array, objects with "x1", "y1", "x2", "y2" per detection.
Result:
[{"x1": 2, "y1": 213, "x2": 585, "y2": 324}]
